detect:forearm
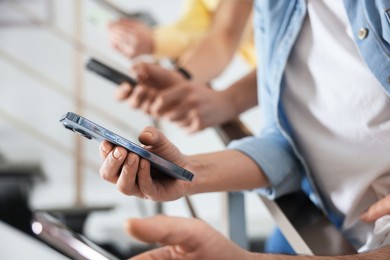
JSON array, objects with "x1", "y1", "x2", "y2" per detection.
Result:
[
  {"x1": 247, "y1": 245, "x2": 390, "y2": 260},
  {"x1": 186, "y1": 150, "x2": 269, "y2": 195},
  {"x1": 178, "y1": 35, "x2": 237, "y2": 82},
  {"x1": 178, "y1": 0, "x2": 253, "y2": 83},
  {"x1": 222, "y1": 69, "x2": 258, "y2": 116}
]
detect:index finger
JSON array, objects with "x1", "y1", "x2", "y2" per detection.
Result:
[{"x1": 125, "y1": 215, "x2": 203, "y2": 249}]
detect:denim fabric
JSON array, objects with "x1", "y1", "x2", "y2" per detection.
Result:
[{"x1": 229, "y1": 0, "x2": 390, "y2": 215}]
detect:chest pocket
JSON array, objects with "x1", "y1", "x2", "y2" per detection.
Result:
[{"x1": 385, "y1": 8, "x2": 390, "y2": 45}]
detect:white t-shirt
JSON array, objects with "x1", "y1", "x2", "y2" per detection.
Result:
[{"x1": 282, "y1": 0, "x2": 390, "y2": 249}]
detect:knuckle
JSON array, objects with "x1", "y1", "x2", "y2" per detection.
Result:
[
  {"x1": 128, "y1": 98, "x2": 139, "y2": 109},
  {"x1": 117, "y1": 181, "x2": 131, "y2": 195},
  {"x1": 99, "y1": 167, "x2": 112, "y2": 182},
  {"x1": 193, "y1": 218, "x2": 208, "y2": 231},
  {"x1": 99, "y1": 167, "x2": 106, "y2": 180}
]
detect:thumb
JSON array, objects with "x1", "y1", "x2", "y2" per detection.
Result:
[
  {"x1": 133, "y1": 62, "x2": 184, "y2": 89},
  {"x1": 138, "y1": 126, "x2": 185, "y2": 165}
]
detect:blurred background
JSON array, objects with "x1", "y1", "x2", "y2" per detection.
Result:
[{"x1": 0, "y1": 0, "x2": 274, "y2": 258}]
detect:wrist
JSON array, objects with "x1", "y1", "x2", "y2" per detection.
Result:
[
  {"x1": 221, "y1": 86, "x2": 241, "y2": 118},
  {"x1": 184, "y1": 156, "x2": 206, "y2": 196}
]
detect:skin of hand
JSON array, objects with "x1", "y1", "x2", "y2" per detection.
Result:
[
  {"x1": 99, "y1": 125, "x2": 268, "y2": 200},
  {"x1": 149, "y1": 82, "x2": 237, "y2": 133},
  {"x1": 149, "y1": 69, "x2": 258, "y2": 133},
  {"x1": 360, "y1": 194, "x2": 390, "y2": 222},
  {"x1": 108, "y1": 19, "x2": 154, "y2": 59},
  {"x1": 124, "y1": 215, "x2": 251, "y2": 260},
  {"x1": 99, "y1": 126, "x2": 192, "y2": 202},
  {"x1": 115, "y1": 62, "x2": 187, "y2": 114},
  {"x1": 125, "y1": 215, "x2": 390, "y2": 260}
]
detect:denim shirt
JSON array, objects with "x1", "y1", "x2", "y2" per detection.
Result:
[{"x1": 229, "y1": 0, "x2": 390, "y2": 214}]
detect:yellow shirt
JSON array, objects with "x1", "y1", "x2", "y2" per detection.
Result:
[{"x1": 153, "y1": 0, "x2": 256, "y2": 67}]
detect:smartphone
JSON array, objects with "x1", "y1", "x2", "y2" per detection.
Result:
[
  {"x1": 32, "y1": 212, "x2": 120, "y2": 260},
  {"x1": 86, "y1": 58, "x2": 137, "y2": 86},
  {"x1": 60, "y1": 112, "x2": 194, "y2": 182}
]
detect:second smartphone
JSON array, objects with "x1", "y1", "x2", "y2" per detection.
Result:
[{"x1": 86, "y1": 58, "x2": 137, "y2": 86}]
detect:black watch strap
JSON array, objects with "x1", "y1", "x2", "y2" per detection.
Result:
[{"x1": 176, "y1": 66, "x2": 192, "y2": 80}]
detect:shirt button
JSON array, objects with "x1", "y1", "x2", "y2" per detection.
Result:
[{"x1": 358, "y1": 28, "x2": 369, "y2": 40}]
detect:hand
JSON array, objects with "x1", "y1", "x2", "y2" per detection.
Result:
[
  {"x1": 125, "y1": 215, "x2": 251, "y2": 260},
  {"x1": 150, "y1": 82, "x2": 236, "y2": 133},
  {"x1": 360, "y1": 194, "x2": 390, "y2": 222},
  {"x1": 115, "y1": 62, "x2": 187, "y2": 114},
  {"x1": 108, "y1": 19, "x2": 153, "y2": 59},
  {"x1": 99, "y1": 126, "x2": 191, "y2": 201}
]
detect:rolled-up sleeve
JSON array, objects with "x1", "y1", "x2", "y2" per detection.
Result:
[{"x1": 228, "y1": 133, "x2": 303, "y2": 199}]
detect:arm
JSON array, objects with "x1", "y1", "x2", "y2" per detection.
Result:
[
  {"x1": 222, "y1": 69, "x2": 258, "y2": 116},
  {"x1": 125, "y1": 215, "x2": 390, "y2": 260},
  {"x1": 178, "y1": 0, "x2": 253, "y2": 82}
]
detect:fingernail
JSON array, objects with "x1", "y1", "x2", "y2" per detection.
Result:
[
  {"x1": 113, "y1": 148, "x2": 122, "y2": 159},
  {"x1": 100, "y1": 143, "x2": 107, "y2": 153}
]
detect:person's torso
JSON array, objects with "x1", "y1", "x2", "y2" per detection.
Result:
[
  {"x1": 282, "y1": 0, "x2": 390, "y2": 248},
  {"x1": 254, "y1": 0, "x2": 390, "y2": 249}
]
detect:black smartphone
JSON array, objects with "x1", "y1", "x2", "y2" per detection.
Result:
[
  {"x1": 86, "y1": 58, "x2": 137, "y2": 86},
  {"x1": 60, "y1": 112, "x2": 194, "y2": 182},
  {"x1": 32, "y1": 212, "x2": 120, "y2": 260}
]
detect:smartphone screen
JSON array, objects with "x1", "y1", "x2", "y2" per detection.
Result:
[
  {"x1": 86, "y1": 58, "x2": 137, "y2": 86},
  {"x1": 60, "y1": 112, "x2": 194, "y2": 182}
]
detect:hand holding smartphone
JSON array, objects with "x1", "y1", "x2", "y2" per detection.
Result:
[{"x1": 60, "y1": 112, "x2": 194, "y2": 182}]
